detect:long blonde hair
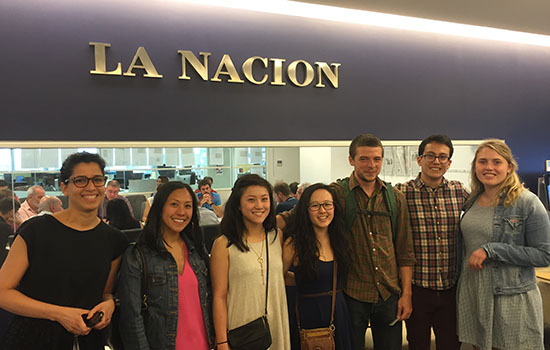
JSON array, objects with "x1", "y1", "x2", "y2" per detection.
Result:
[{"x1": 469, "y1": 139, "x2": 524, "y2": 206}]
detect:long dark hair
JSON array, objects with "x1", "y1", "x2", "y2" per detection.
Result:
[
  {"x1": 221, "y1": 174, "x2": 276, "y2": 252},
  {"x1": 139, "y1": 181, "x2": 209, "y2": 263},
  {"x1": 283, "y1": 183, "x2": 352, "y2": 281},
  {"x1": 106, "y1": 198, "x2": 140, "y2": 230}
]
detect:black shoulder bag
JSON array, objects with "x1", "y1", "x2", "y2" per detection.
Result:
[{"x1": 227, "y1": 232, "x2": 272, "y2": 350}]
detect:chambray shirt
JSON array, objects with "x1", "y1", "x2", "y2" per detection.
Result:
[
  {"x1": 461, "y1": 190, "x2": 550, "y2": 295},
  {"x1": 331, "y1": 173, "x2": 415, "y2": 303},
  {"x1": 395, "y1": 174, "x2": 469, "y2": 290},
  {"x1": 118, "y1": 234, "x2": 214, "y2": 350}
]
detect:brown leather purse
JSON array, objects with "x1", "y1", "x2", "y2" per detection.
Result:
[{"x1": 296, "y1": 262, "x2": 338, "y2": 350}]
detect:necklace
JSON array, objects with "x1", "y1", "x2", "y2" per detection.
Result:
[{"x1": 248, "y1": 238, "x2": 266, "y2": 285}]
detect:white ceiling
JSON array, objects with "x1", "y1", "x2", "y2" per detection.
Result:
[{"x1": 294, "y1": 0, "x2": 550, "y2": 35}]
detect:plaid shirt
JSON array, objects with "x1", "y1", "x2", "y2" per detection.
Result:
[
  {"x1": 331, "y1": 172, "x2": 415, "y2": 303},
  {"x1": 395, "y1": 174, "x2": 469, "y2": 290}
]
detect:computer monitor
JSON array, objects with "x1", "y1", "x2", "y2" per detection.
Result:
[
  {"x1": 157, "y1": 165, "x2": 176, "y2": 179},
  {"x1": 537, "y1": 175, "x2": 550, "y2": 210}
]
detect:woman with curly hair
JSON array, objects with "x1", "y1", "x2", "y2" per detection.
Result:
[{"x1": 282, "y1": 183, "x2": 353, "y2": 350}]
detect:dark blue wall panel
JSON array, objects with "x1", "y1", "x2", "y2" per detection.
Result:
[{"x1": 1, "y1": 1, "x2": 549, "y2": 187}]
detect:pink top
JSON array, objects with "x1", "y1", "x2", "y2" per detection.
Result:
[{"x1": 175, "y1": 245, "x2": 210, "y2": 350}]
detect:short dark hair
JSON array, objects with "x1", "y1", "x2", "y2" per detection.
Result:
[
  {"x1": 418, "y1": 134, "x2": 454, "y2": 158},
  {"x1": 157, "y1": 176, "x2": 169, "y2": 184},
  {"x1": 106, "y1": 198, "x2": 138, "y2": 230},
  {"x1": 0, "y1": 180, "x2": 8, "y2": 187},
  {"x1": 0, "y1": 197, "x2": 21, "y2": 215},
  {"x1": 349, "y1": 134, "x2": 383, "y2": 159},
  {"x1": 221, "y1": 174, "x2": 276, "y2": 252},
  {"x1": 59, "y1": 152, "x2": 106, "y2": 184},
  {"x1": 289, "y1": 182, "x2": 299, "y2": 195},
  {"x1": 0, "y1": 188, "x2": 13, "y2": 200},
  {"x1": 273, "y1": 182, "x2": 291, "y2": 196},
  {"x1": 198, "y1": 179, "x2": 211, "y2": 189}
]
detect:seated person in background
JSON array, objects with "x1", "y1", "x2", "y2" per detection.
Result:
[
  {"x1": 0, "y1": 190, "x2": 21, "y2": 230},
  {"x1": 0, "y1": 188, "x2": 19, "y2": 203},
  {"x1": 194, "y1": 176, "x2": 217, "y2": 194},
  {"x1": 17, "y1": 185, "x2": 45, "y2": 223},
  {"x1": 107, "y1": 198, "x2": 141, "y2": 230},
  {"x1": 274, "y1": 181, "x2": 298, "y2": 214},
  {"x1": 141, "y1": 176, "x2": 169, "y2": 223},
  {"x1": 198, "y1": 207, "x2": 220, "y2": 226},
  {"x1": 295, "y1": 182, "x2": 311, "y2": 200},
  {"x1": 98, "y1": 180, "x2": 134, "y2": 220},
  {"x1": 0, "y1": 197, "x2": 20, "y2": 343},
  {"x1": 37, "y1": 196, "x2": 64, "y2": 216},
  {"x1": 0, "y1": 197, "x2": 20, "y2": 266},
  {"x1": 289, "y1": 181, "x2": 299, "y2": 197},
  {"x1": 197, "y1": 179, "x2": 223, "y2": 218}
]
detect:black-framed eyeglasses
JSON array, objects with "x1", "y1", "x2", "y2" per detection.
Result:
[
  {"x1": 64, "y1": 176, "x2": 107, "y2": 188},
  {"x1": 308, "y1": 202, "x2": 334, "y2": 211},
  {"x1": 421, "y1": 154, "x2": 450, "y2": 163}
]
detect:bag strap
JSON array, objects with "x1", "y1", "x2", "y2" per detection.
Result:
[
  {"x1": 296, "y1": 261, "x2": 338, "y2": 330},
  {"x1": 134, "y1": 244, "x2": 149, "y2": 311},
  {"x1": 336, "y1": 178, "x2": 355, "y2": 231},
  {"x1": 338, "y1": 178, "x2": 397, "y2": 243},
  {"x1": 264, "y1": 230, "x2": 269, "y2": 316},
  {"x1": 382, "y1": 181, "x2": 397, "y2": 243},
  {"x1": 329, "y1": 261, "x2": 337, "y2": 327}
]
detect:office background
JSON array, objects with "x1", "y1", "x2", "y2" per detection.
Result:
[{"x1": 0, "y1": 0, "x2": 548, "y2": 189}]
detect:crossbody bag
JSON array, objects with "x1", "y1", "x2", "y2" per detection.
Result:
[{"x1": 227, "y1": 232, "x2": 272, "y2": 350}]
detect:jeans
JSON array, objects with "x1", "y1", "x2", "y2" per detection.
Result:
[
  {"x1": 345, "y1": 293, "x2": 402, "y2": 350},
  {"x1": 405, "y1": 285, "x2": 460, "y2": 350}
]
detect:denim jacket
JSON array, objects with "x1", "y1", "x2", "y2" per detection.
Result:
[
  {"x1": 118, "y1": 234, "x2": 214, "y2": 350},
  {"x1": 461, "y1": 190, "x2": 550, "y2": 295}
]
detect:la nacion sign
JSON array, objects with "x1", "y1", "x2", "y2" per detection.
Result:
[{"x1": 89, "y1": 42, "x2": 341, "y2": 88}]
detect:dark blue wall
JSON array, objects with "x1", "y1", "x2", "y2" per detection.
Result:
[{"x1": 1, "y1": 1, "x2": 549, "y2": 188}]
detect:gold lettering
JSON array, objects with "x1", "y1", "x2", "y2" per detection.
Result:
[
  {"x1": 287, "y1": 60, "x2": 314, "y2": 87},
  {"x1": 123, "y1": 47, "x2": 163, "y2": 78},
  {"x1": 269, "y1": 58, "x2": 286, "y2": 86},
  {"x1": 211, "y1": 54, "x2": 244, "y2": 83},
  {"x1": 178, "y1": 50, "x2": 211, "y2": 80},
  {"x1": 242, "y1": 56, "x2": 268, "y2": 85},
  {"x1": 315, "y1": 62, "x2": 340, "y2": 88},
  {"x1": 89, "y1": 42, "x2": 122, "y2": 76}
]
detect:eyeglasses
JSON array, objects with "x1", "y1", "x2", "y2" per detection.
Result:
[
  {"x1": 64, "y1": 176, "x2": 107, "y2": 188},
  {"x1": 308, "y1": 202, "x2": 334, "y2": 211},
  {"x1": 421, "y1": 154, "x2": 450, "y2": 163}
]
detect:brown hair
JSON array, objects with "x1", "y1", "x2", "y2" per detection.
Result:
[{"x1": 349, "y1": 134, "x2": 383, "y2": 159}]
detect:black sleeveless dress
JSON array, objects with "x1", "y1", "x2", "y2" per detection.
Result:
[{"x1": 293, "y1": 260, "x2": 352, "y2": 350}]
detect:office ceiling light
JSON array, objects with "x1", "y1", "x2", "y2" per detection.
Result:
[{"x1": 181, "y1": 0, "x2": 550, "y2": 47}]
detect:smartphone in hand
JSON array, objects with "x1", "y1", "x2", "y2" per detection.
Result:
[{"x1": 82, "y1": 311, "x2": 104, "y2": 327}]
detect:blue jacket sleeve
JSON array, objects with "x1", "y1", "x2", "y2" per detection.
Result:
[
  {"x1": 118, "y1": 245, "x2": 151, "y2": 350},
  {"x1": 483, "y1": 193, "x2": 550, "y2": 267}
]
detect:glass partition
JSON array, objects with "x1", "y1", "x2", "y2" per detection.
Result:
[
  {"x1": 1, "y1": 147, "x2": 267, "y2": 197},
  {"x1": 0, "y1": 141, "x2": 479, "y2": 237}
]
